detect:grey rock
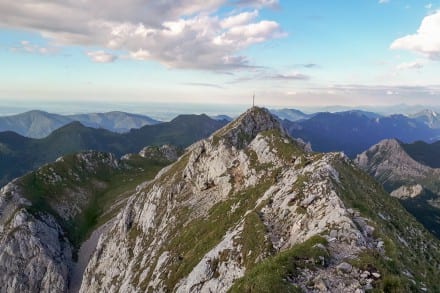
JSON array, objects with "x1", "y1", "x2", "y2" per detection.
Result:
[{"x1": 337, "y1": 262, "x2": 353, "y2": 273}]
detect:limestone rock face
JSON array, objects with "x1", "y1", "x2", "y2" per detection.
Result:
[
  {"x1": 0, "y1": 183, "x2": 72, "y2": 293},
  {"x1": 139, "y1": 144, "x2": 179, "y2": 162},
  {"x1": 355, "y1": 139, "x2": 440, "y2": 191},
  {"x1": 390, "y1": 184, "x2": 424, "y2": 199}
]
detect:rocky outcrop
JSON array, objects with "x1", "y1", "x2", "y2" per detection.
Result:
[
  {"x1": 390, "y1": 184, "x2": 424, "y2": 199},
  {"x1": 0, "y1": 183, "x2": 72, "y2": 292},
  {"x1": 138, "y1": 144, "x2": 179, "y2": 162},
  {"x1": 355, "y1": 139, "x2": 440, "y2": 193}
]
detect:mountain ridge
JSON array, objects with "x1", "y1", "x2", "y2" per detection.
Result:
[
  {"x1": 0, "y1": 114, "x2": 227, "y2": 186},
  {"x1": 77, "y1": 107, "x2": 440, "y2": 292}
]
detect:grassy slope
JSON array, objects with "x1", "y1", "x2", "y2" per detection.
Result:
[{"x1": 333, "y1": 159, "x2": 440, "y2": 291}]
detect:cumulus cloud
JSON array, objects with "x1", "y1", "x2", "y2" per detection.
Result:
[
  {"x1": 86, "y1": 51, "x2": 117, "y2": 63},
  {"x1": 0, "y1": 0, "x2": 284, "y2": 70},
  {"x1": 391, "y1": 11, "x2": 440, "y2": 60}
]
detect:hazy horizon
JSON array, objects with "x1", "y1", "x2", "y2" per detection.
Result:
[{"x1": 0, "y1": 100, "x2": 439, "y2": 121}]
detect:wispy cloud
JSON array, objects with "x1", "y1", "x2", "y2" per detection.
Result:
[
  {"x1": 378, "y1": 0, "x2": 390, "y2": 4},
  {"x1": 229, "y1": 70, "x2": 310, "y2": 83},
  {"x1": 86, "y1": 51, "x2": 117, "y2": 63},
  {"x1": 182, "y1": 82, "x2": 225, "y2": 89},
  {"x1": 10, "y1": 40, "x2": 58, "y2": 55},
  {"x1": 294, "y1": 63, "x2": 320, "y2": 69},
  {"x1": 396, "y1": 60, "x2": 424, "y2": 70},
  {"x1": 268, "y1": 73, "x2": 310, "y2": 80}
]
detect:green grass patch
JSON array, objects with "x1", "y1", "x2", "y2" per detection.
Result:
[
  {"x1": 229, "y1": 235, "x2": 328, "y2": 293},
  {"x1": 239, "y1": 212, "x2": 275, "y2": 268},
  {"x1": 160, "y1": 181, "x2": 273, "y2": 290}
]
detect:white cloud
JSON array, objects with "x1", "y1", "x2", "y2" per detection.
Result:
[
  {"x1": 86, "y1": 51, "x2": 117, "y2": 63},
  {"x1": 391, "y1": 11, "x2": 440, "y2": 60},
  {"x1": 379, "y1": 0, "x2": 390, "y2": 4},
  {"x1": 396, "y1": 61, "x2": 424, "y2": 70},
  {"x1": 0, "y1": 0, "x2": 283, "y2": 70},
  {"x1": 425, "y1": 3, "x2": 433, "y2": 9},
  {"x1": 235, "y1": 0, "x2": 279, "y2": 8},
  {"x1": 220, "y1": 10, "x2": 259, "y2": 29}
]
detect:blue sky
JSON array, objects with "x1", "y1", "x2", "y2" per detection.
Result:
[{"x1": 0, "y1": 0, "x2": 439, "y2": 112}]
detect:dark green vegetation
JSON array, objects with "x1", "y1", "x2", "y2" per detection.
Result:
[
  {"x1": 333, "y1": 159, "x2": 440, "y2": 292},
  {"x1": 402, "y1": 140, "x2": 440, "y2": 168},
  {"x1": 400, "y1": 190, "x2": 440, "y2": 239},
  {"x1": 282, "y1": 111, "x2": 440, "y2": 157},
  {"x1": 0, "y1": 114, "x2": 227, "y2": 185},
  {"x1": 230, "y1": 236, "x2": 328, "y2": 293},
  {"x1": 15, "y1": 150, "x2": 172, "y2": 255}
]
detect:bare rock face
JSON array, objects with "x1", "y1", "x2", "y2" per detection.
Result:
[
  {"x1": 80, "y1": 108, "x2": 440, "y2": 292},
  {"x1": 355, "y1": 139, "x2": 440, "y2": 189},
  {"x1": 391, "y1": 184, "x2": 424, "y2": 199},
  {"x1": 139, "y1": 144, "x2": 179, "y2": 162},
  {"x1": 0, "y1": 183, "x2": 72, "y2": 293},
  {"x1": 355, "y1": 138, "x2": 440, "y2": 198}
]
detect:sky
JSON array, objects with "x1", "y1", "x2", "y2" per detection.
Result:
[{"x1": 0, "y1": 0, "x2": 440, "y2": 113}]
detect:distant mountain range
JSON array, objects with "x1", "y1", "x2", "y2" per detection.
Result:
[
  {"x1": 68, "y1": 111, "x2": 159, "y2": 133},
  {"x1": 0, "y1": 114, "x2": 227, "y2": 185},
  {"x1": 355, "y1": 139, "x2": 440, "y2": 238},
  {"x1": 282, "y1": 110, "x2": 440, "y2": 157},
  {"x1": 270, "y1": 108, "x2": 313, "y2": 121},
  {"x1": 409, "y1": 109, "x2": 440, "y2": 129},
  {"x1": 0, "y1": 110, "x2": 160, "y2": 138},
  {"x1": 210, "y1": 114, "x2": 233, "y2": 121}
]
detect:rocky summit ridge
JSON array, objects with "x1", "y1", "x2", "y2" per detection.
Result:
[
  {"x1": 77, "y1": 107, "x2": 440, "y2": 292},
  {"x1": 1, "y1": 107, "x2": 440, "y2": 292}
]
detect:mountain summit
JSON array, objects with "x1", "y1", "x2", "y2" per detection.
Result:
[{"x1": 211, "y1": 107, "x2": 286, "y2": 148}]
